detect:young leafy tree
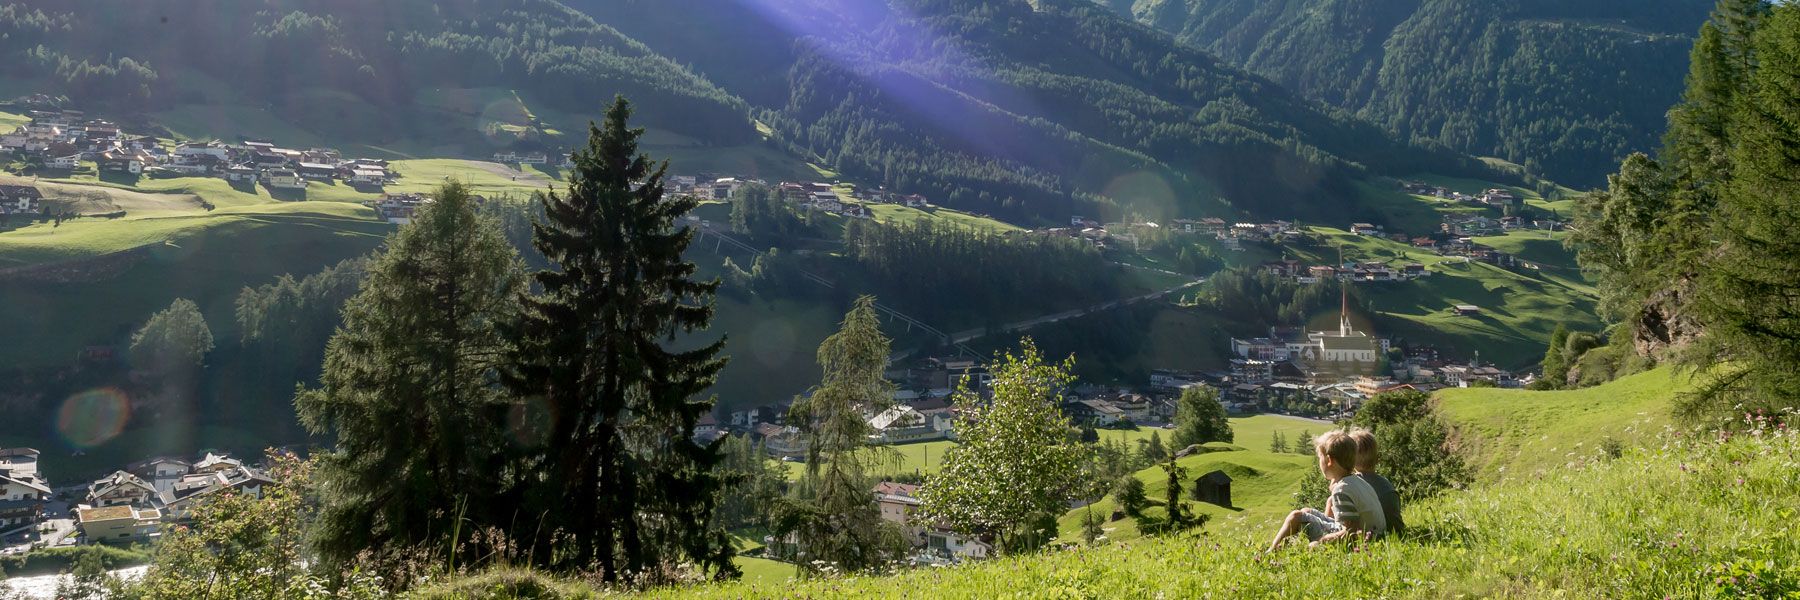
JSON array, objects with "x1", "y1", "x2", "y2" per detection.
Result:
[
  {"x1": 1171, "y1": 385, "x2": 1233, "y2": 448},
  {"x1": 1351, "y1": 390, "x2": 1469, "y2": 501},
  {"x1": 130, "y1": 453, "x2": 386, "y2": 599},
  {"x1": 775, "y1": 295, "x2": 907, "y2": 574},
  {"x1": 295, "y1": 181, "x2": 525, "y2": 570},
  {"x1": 504, "y1": 96, "x2": 733, "y2": 581},
  {"x1": 919, "y1": 339, "x2": 1086, "y2": 554},
  {"x1": 129, "y1": 298, "x2": 213, "y2": 372}
]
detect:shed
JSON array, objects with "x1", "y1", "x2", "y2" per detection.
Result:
[{"x1": 1192, "y1": 469, "x2": 1232, "y2": 507}]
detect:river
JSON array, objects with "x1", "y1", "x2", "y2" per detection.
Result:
[{"x1": 1, "y1": 566, "x2": 146, "y2": 599}]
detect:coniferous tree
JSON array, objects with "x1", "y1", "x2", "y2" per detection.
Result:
[
  {"x1": 1293, "y1": 430, "x2": 1314, "y2": 455},
  {"x1": 1538, "y1": 324, "x2": 1572, "y2": 389},
  {"x1": 1692, "y1": 4, "x2": 1800, "y2": 419},
  {"x1": 775, "y1": 296, "x2": 907, "y2": 575},
  {"x1": 505, "y1": 96, "x2": 732, "y2": 581},
  {"x1": 296, "y1": 182, "x2": 525, "y2": 569},
  {"x1": 1270, "y1": 431, "x2": 1289, "y2": 454}
]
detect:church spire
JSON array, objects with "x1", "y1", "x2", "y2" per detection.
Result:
[
  {"x1": 1338, "y1": 245, "x2": 1351, "y2": 337},
  {"x1": 1339, "y1": 286, "x2": 1351, "y2": 337}
]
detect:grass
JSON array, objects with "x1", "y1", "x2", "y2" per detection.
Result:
[
  {"x1": 0, "y1": 209, "x2": 390, "y2": 369},
  {"x1": 424, "y1": 374, "x2": 1800, "y2": 599},
  {"x1": 1436, "y1": 367, "x2": 1684, "y2": 483}
]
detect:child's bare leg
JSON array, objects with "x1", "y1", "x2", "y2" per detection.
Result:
[{"x1": 1267, "y1": 510, "x2": 1306, "y2": 552}]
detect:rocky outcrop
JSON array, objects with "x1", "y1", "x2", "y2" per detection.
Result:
[{"x1": 1633, "y1": 279, "x2": 1704, "y2": 359}]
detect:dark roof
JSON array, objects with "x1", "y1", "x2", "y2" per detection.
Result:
[{"x1": 1197, "y1": 469, "x2": 1232, "y2": 484}]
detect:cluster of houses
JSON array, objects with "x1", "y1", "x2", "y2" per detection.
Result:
[
  {"x1": 0, "y1": 109, "x2": 393, "y2": 191},
  {"x1": 0, "y1": 448, "x2": 51, "y2": 539},
  {"x1": 491, "y1": 150, "x2": 573, "y2": 168},
  {"x1": 0, "y1": 184, "x2": 45, "y2": 217},
  {"x1": 1214, "y1": 317, "x2": 1523, "y2": 416},
  {"x1": 1400, "y1": 181, "x2": 1525, "y2": 209},
  {"x1": 1261, "y1": 258, "x2": 1430, "y2": 284},
  {"x1": 73, "y1": 452, "x2": 272, "y2": 545},
  {"x1": 1, "y1": 449, "x2": 275, "y2": 548},
  {"x1": 650, "y1": 175, "x2": 931, "y2": 220}
]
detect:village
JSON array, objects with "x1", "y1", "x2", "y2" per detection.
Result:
[{"x1": 0, "y1": 447, "x2": 272, "y2": 556}]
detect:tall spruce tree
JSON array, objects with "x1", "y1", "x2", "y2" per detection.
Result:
[
  {"x1": 295, "y1": 182, "x2": 525, "y2": 569},
  {"x1": 775, "y1": 296, "x2": 907, "y2": 575},
  {"x1": 1693, "y1": 4, "x2": 1800, "y2": 419},
  {"x1": 505, "y1": 96, "x2": 733, "y2": 580}
]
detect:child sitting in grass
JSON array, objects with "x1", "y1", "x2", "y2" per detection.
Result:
[
  {"x1": 1348, "y1": 428, "x2": 1404, "y2": 536},
  {"x1": 1265, "y1": 429, "x2": 1386, "y2": 552}
]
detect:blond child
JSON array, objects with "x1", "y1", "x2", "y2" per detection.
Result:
[
  {"x1": 1266, "y1": 429, "x2": 1386, "y2": 552},
  {"x1": 1348, "y1": 428, "x2": 1404, "y2": 535}
]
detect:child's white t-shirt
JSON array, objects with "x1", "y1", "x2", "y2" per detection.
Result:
[{"x1": 1327, "y1": 474, "x2": 1387, "y2": 536}]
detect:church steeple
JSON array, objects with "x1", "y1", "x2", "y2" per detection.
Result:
[
  {"x1": 1339, "y1": 286, "x2": 1351, "y2": 337},
  {"x1": 1338, "y1": 245, "x2": 1352, "y2": 337}
]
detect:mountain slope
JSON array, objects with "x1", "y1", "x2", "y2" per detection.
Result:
[
  {"x1": 1108, "y1": 0, "x2": 1710, "y2": 186},
  {"x1": 577, "y1": 0, "x2": 1505, "y2": 224},
  {"x1": 0, "y1": 0, "x2": 755, "y2": 147}
]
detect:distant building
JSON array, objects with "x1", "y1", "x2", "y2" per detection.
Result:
[{"x1": 76, "y1": 505, "x2": 161, "y2": 545}]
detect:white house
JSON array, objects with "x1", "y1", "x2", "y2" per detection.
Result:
[{"x1": 264, "y1": 169, "x2": 306, "y2": 190}]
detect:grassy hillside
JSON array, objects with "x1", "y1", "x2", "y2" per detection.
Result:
[
  {"x1": 420, "y1": 369, "x2": 1800, "y2": 599},
  {"x1": 1437, "y1": 367, "x2": 1685, "y2": 483},
  {"x1": 1289, "y1": 226, "x2": 1598, "y2": 367}
]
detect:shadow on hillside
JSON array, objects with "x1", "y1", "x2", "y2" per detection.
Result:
[
  {"x1": 266, "y1": 186, "x2": 308, "y2": 202},
  {"x1": 228, "y1": 179, "x2": 259, "y2": 194},
  {"x1": 98, "y1": 170, "x2": 143, "y2": 186}
]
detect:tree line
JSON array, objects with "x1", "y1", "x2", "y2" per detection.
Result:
[
  {"x1": 838, "y1": 217, "x2": 1122, "y2": 327},
  {"x1": 0, "y1": 0, "x2": 753, "y2": 144},
  {"x1": 1566, "y1": 0, "x2": 1800, "y2": 422}
]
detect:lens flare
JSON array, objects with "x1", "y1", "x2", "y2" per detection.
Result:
[
  {"x1": 56, "y1": 388, "x2": 131, "y2": 448},
  {"x1": 748, "y1": 318, "x2": 798, "y2": 368}
]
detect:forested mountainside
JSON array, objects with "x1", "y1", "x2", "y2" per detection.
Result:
[
  {"x1": 0, "y1": 0, "x2": 754, "y2": 144},
  {"x1": 579, "y1": 0, "x2": 1502, "y2": 224},
  {"x1": 1104, "y1": 0, "x2": 1710, "y2": 187}
]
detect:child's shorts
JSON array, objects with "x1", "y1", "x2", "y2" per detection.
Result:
[{"x1": 1299, "y1": 508, "x2": 1343, "y2": 541}]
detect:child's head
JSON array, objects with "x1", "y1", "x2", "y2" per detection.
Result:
[
  {"x1": 1348, "y1": 428, "x2": 1378, "y2": 473},
  {"x1": 1313, "y1": 430, "x2": 1357, "y2": 480}
]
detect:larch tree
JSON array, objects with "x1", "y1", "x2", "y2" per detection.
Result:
[
  {"x1": 130, "y1": 298, "x2": 214, "y2": 372},
  {"x1": 918, "y1": 339, "x2": 1086, "y2": 554},
  {"x1": 504, "y1": 96, "x2": 733, "y2": 581},
  {"x1": 295, "y1": 181, "x2": 526, "y2": 570},
  {"x1": 1693, "y1": 3, "x2": 1800, "y2": 419},
  {"x1": 775, "y1": 295, "x2": 907, "y2": 575}
]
